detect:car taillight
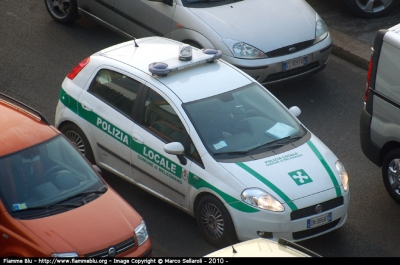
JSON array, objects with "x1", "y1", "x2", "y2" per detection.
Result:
[
  {"x1": 364, "y1": 56, "x2": 373, "y2": 102},
  {"x1": 67, "y1": 57, "x2": 90, "y2": 80}
]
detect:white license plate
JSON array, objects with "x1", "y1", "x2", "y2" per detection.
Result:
[
  {"x1": 283, "y1": 56, "x2": 307, "y2": 71},
  {"x1": 307, "y1": 212, "x2": 332, "y2": 229}
]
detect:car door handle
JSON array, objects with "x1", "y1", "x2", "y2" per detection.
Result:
[
  {"x1": 132, "y1": 133, "x2": 144, "y2": 144},
  {"x1": 81, "y1": 101, "x2": 93, "y2": 111}
]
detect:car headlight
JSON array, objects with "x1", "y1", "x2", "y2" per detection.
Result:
[
  {"x1": 51, "y1": 252, "x2": 78, "y2": 257},
  {"x1": 314, "y1": 15, "x2": 329, "y2": 44},
  {"x1": 135, "y1": 220, "x2": 149, "y2": 246},
  {"x1": 241, "y1": 188, "x2": 284, "y2": 212},
  {"x1": 336, "y1": 160, "x2": 349, "y2": 192},
  {"x1": 223, "y1": 38, "x2": 267, "y2": 59}
]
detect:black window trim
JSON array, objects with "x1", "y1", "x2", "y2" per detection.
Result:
[
  {"x1": 135, "y1": 85, "x2": 205, "y2": 168},
  {"x1": 87, "y1": 68, "x2": 146, "y2": 121}
]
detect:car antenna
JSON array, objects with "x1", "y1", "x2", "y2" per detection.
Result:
[
  {"x1": 125, "y1": 33, "x2": 139, "y2": 47},
  {"x1": 227, "y1": 237, "x2": 237, "y2": 254},
  {"x1": 133, "y1": 38, "x2": 139, "y2": 47}
]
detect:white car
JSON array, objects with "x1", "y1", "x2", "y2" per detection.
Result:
[
  {"x1": 44, "y1": 0, "x2": 332, "y2": 84},
  {"x1": 55, "y1": 37, "x2": 349, "y2": 247},
  {"x1": 204, "y1": 238, "x2": 321, "y2": 257}
]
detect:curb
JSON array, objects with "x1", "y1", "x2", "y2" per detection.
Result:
[{"x1": 328, "y1": 27, "x2": 371, "y2": 70}]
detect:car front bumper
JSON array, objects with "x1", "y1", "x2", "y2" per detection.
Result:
[
  {"x1": 229, "y1": 187, "x2": 350, "y2": 242},
  {"x1": 222, "y1": 34, "x2": 332, "y2": 85}
]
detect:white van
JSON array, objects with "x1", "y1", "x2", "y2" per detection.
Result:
[{"x1": 360, "y1": 23, "x2": 400, "y2": 204}]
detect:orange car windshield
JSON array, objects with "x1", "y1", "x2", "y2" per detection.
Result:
[{"x1": 0, "y1": 135, "x2": 106, "y2": 218}]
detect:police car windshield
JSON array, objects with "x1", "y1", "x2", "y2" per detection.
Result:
[{"x1": 183, "y1": 83, "x2": 305, "y2": 157}]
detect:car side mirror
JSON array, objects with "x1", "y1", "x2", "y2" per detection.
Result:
[
  {"x1": 289, "y1": 106, "x2": 301, "y2": 117},
  {"x1": 164, "y1": 142, "x2": 187, "y2": 165}
]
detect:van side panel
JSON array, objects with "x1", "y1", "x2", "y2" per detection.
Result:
[
  {"x1": 370, "y1": 36, "x2": 400, "y2": 149},
  {"x1": 371, "y1": 97, "x2": 400, "y2": 147},
  {"x1": 375, "y1": 37, "x2": 400, "y2": 103}
]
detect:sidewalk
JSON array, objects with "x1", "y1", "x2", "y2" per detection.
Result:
[
  {"x1": 306, "y1": 0, "x2": 400, "y2": 71},
  {"x1": 329, "y1": 27, "x2": 371, "y2": 70}
]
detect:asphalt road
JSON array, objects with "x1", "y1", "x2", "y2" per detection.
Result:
[{"x1": 1, "y1": 0, "x2": 400, "y2": 258}]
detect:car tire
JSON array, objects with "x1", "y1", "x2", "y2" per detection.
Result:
[
  {"x1": 60, "y1": 123, "x2": 96, "y2": 165},
  {"x1": 382, "y1": 148, "x2": 400, "y2": 204},
  {"x1": 343, "y1": 0, "x2": 398, "y2": 18},
  {"x1": 44, "y1": 0, "x2": 80, "y2": 24},
  {"x1": 196, "y1": 195, "x2": 238, "y2": 248}
]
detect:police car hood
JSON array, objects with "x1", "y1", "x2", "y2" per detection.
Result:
[
  {"x1": 188, "y1": 0, "x2": 316, "y2": 53},
  {"x1": 18, "y1": 189, "x2": 142, "y2": 253},
  {"x1": 220, "y1": 136, "x2": 341, "y2": 203}
]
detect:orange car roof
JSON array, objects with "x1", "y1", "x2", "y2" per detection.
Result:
[{"x1": 0, "y1": 97, "x2": 58, "y2": 157}]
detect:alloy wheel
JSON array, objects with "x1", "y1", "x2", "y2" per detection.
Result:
[
  {"x1": 387, "y1": 158, "x2": 400, "y2": 196},
  {"x1": 200, "y1": 203, "x2": 225, "y2": 241}
]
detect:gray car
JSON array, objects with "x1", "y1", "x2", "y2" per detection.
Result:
[{"x1": 44, "y1": 0, "x2": 332, "y2": 84}]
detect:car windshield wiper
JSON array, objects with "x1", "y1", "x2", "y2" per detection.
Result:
[
  {"x1": 216, "y1": 135, "x2": 302, "y2": 156},
  {"x1": 213, "y1": 135, "x2": 303, "y2": 157},
  {"x1": 246, "y1": 135, "x2": 303, "y2": 153},
  {"x1": 15, "y1": 202, "x2": 82, "y2": 213},
  {"x1": 54, "y1": 185, "x2": 108, "y2": 205},
  {"x1": 13, "y1": 185, "x2": 108, "y2": 213},
  {"x1": 186, "y1": 0, "x2": 226, "y2": 4},
  {"x1": 213, "y1": 150, "x2": 249, "y2": 156}
]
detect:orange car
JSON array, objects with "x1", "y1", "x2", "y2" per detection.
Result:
[{"x1": 0, "y1": 93, "x2": 152, "y2": 257}]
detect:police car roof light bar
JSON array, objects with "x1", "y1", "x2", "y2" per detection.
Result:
[{"x1": 149, "y1": 47, "x2": 222, "y2": 77}]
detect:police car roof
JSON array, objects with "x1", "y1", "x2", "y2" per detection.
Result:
[{"x1": 98, "y1": 37, "x2": 253, "y2": 103}]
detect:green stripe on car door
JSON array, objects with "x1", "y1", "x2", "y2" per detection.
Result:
[
  {"x1": 60, "y1": 88, "x2": 182, "y2": 177},
  {"x1": 236, "y1": 162, "x2": 298, "y2": 211},
  {"x1": 307, "y1": 141, "x2": 342, "y2": 197},
  {"x1": 60, "y1": 89, "x2": 259, "y2": 213}
]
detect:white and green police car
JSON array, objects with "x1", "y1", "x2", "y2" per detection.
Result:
[{"x1": 55, "y1": 37, "x2": 350, "y2": 248}]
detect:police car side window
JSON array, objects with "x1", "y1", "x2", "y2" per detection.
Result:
[
  {"x1": 141, "y1": 89, "x2": 202, "y2": 165},
  {"x1": 89, "y1": 69, "x2": 140, "y2": 117}
]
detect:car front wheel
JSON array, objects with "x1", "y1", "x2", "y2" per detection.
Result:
[
  {"x1": 344, "y1": 0, "x2": 398, "y2": 18},
  {"x1": 382, "y1": 148, "x2": 400, "y2": 204},
  {"x1": 60, "y1": 123, "x2": 95, "y2": 164},
  {"x1": 196, "y1": 195, "x2": 238, "y2": 248},
  {"x1": 44, "y1": 0, "x2": 80, "y2": 24}
]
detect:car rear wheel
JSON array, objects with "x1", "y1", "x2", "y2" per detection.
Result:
[
  {"x1": 344, "y1": 0, "x2": 398, "y2": 18},
  {"x1": 382, "y1": 148, "x2": 400, "y2": 204},
  {"x1": 44, "y1": 0, "x2": 80, "y2": 24},
  {"x1": 60, "y1": 123, "x2": 95, "y2": 164},
  {"x1": 196, "y1": 195, "x2": 238, "y2": 248}
]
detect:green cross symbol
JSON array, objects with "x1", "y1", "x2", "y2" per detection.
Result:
[{"x1": 288, "y1": 169, "x2": 313, "y2": 186}]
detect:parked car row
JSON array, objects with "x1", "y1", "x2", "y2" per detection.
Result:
[
  {"x1": 0, "y1": 0, "x2": 348, "y2": 258},
  {"x1": 1, "y1": 37, "x2": 342, "y2": 258}
]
